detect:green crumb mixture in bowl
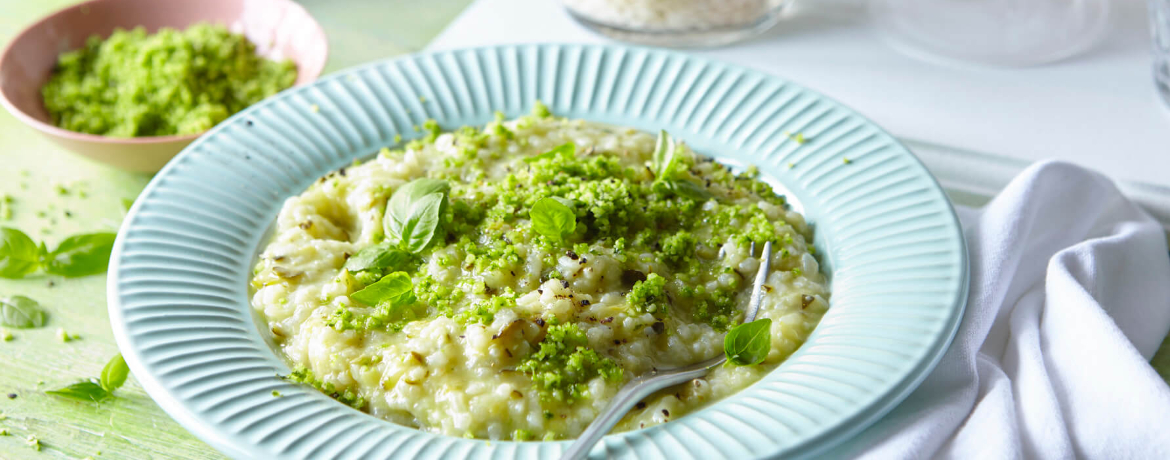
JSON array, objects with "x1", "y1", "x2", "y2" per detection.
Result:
[
  {"x1": 40, "y1": 23, "x2": 297, "y2": 137},
  {"x1": 252, "y1": 104, "x2": 831, "y2": 440}
]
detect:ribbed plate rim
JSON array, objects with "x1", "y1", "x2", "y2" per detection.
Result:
[{"x1": 109, "y1": 42, "x2": 969, "y2": 460}]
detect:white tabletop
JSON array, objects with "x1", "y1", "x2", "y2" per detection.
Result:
[{"x1": 429, "y1": 0, "x2": 1170, "y2": 189}]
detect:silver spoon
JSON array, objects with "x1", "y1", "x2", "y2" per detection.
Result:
[{"x1": 562, "y1": 241, "x2": 773, "y2": 460}]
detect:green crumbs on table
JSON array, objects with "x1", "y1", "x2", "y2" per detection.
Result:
[
  {"x1": 56, "y1": 327, "x2": 79, "y2": 342},
  {"x1": 41, "y1": 23, "x2": 297, "y2": 137}
]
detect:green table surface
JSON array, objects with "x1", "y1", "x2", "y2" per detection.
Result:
[
  {"x1": 0, "y1": 1, "x2": 469, "y2": 458},
  {"x1": 1, "y1": 1, "x2": 1169, "y2": 458}
]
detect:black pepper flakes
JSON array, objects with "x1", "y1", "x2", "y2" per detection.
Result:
[
  {"x1": 579, "y1": 258, "x2": 587, "y2": 265},
  {"x1": 580, "y1": 299, "x2": 591, "y2": 306},
  {"x1": 566, "y1": 250, "x2": 579, "y2": 260},
  {"x1": 6, "y1": 393, "x2": 15, "y2": 399},
  {"x1": 802, "y1": 295, "x2": 815, "y2": 309},
  {"x1": 651, "y1": 321, "x2": 665, "y2": 334},
  {"x1": 662, "y1": 409, "x2": 670, "y2": 417},
  {"x1": 245, "y1": 120, "x2": 253, "y2": 126},
  {"x1": 601, "y1": 317, "x2": 614, "y2": 324},
  {"x1": 561, "y1": 280, "x2": 570, "y2": 289},
  {"x1": 534, "y1": 318, "x2": 546, "y2": 327},
  {"x1": 635, "y1": 401, "x2": 646, "y2": 410}
]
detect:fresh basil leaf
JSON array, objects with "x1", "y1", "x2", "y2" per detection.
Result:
[
  {"x1": 400, "y1": 192, "x2": 446, "y2": 253},
  {"x1": 651, "y1": 130, "x2": 678, "y2": 183},
  {"x1": 384, "y1": 179, "x2": 449, "y2": 253},
  {"x1": 387, "y1": 178, "x2": 449, "y2": 218},
  {"x1": 0, "y1": 227, "x2": 41, "y2": 278},
  {"x1": 344, "y1": 243, "x2": 411, "y2": 273},
  {"x1": 530, "y1": 197, "x2": 576, "y2": 242},
  {"x1": 350, "y1": 271, "x2": 415, "y2": 306},
  {"x1": 100, "y1": 354, "x2": 129, "y2": 393},
  {"x1": 523, "y1": 142, "x2": 575, "y2": 163},
  {"x1": 46, "y1": 380, "x2": 111, "y2": 402},
  {"x1": 664, "y1": 179, "x2": 714, "y2": 201},
  {"x1": 44, "y1": 232, "x2": 116, "y2": 277},
  {"x1": 724, "y1": 318, "x2": 772, "y2": 366},
  {"x1": 1, "y1": 295, "x2": 47, "y2": 329}
]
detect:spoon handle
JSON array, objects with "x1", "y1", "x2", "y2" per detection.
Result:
[{"x1": 561, "y1": 360, "x2": 719, "y2": 460}]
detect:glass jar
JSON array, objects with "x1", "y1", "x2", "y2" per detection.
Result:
[{"x1": 562, "y1": 0, "x2": 792, "y2": 48}]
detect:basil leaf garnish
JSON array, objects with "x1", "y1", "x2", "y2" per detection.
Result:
[
  {"x1": 530, "y1": 197, "x2": 576, "y2": 243},
  {"x1": 350, "y1": 271, "x2": 415, "y2": 306},
  {"x1": 43, "y1": 232, "x2": 116, "y2": 277},
  {"x1": 724, "y1": 318, "x2": 772, "y2": 366},
  {"x1": 651, "y1": 130, "x2": 678, "y2": 183},
  {"x1": 524, "y1": 142, "x2": 575, "y2": 163},
  {"x1": 400, "y1": 192, "x2": 445, "y2": 253},
  {"x1": 100, "y1": 354, "x2": 129, "y2": 393},
  {"x1": 1, "y1": 295, "x2": 47, "y2": 329},
  {"x1": 344, "y1": 243, "x2": 411, "y2": 273},
  {"x1": 46, "y1": 380, "x2": 111, "y2": 402},
  {"x1": 384, "y1": 179, "x2": 449, "y2": 254},
  {"x1": 649, "y1": 131, "x2": 716, "y2": 201},
  {"x1": 661, "y1": 179, "x2": 713, "y2": 201},
  {"x1": 0, "y1": 227, "x2": 41, "y2": 279}
]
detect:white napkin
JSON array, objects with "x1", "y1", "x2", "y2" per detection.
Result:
[{"x1": 823, "y1": 160, "x2": 1170, "y2": 459}]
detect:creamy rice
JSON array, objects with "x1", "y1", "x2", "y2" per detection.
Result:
[{"x1": 251, "y1": 106, "x2": 829, "y2": 440}]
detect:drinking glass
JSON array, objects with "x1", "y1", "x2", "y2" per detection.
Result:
[
  {"x1": 870, "y1": 0, "x2": 1111, "y2": 67},
  {"x1": 1152, "y1": 0, "x2": 1170, "y2": 106}
]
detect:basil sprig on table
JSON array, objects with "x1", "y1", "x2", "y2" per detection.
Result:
[
  {"x1": 0, "y1": 227, "x2": 117, "y2": 279},
  {"x1": 724, "y1": 318, "x2": 772, "y2": 366},
  {"x1": 46, "y1": 354, "x2": 130, "y2": 402},
  {"x1": 0, "y1": 295, "x2": 47, "y2": 329},
  {"x1": 650, "y1": 131, "x2": 713, "y2": 201},
  {"x1": 383, "y1": 178, "x2": 449, "y2": 254},
  {"x1": 100, "y1": 354, "x2": 130, "y2": 393},
  {"x1": 0, "y1": 228, "x2": 41, "y2": 278},
  {"x1": 530, "y1": 197, "x2": 577, "y2": 243}
]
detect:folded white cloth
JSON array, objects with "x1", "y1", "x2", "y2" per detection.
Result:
[{"x1": 824, "y1": 161, "x2": 1170, "y2": 459}]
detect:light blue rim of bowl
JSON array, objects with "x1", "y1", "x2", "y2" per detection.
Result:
[{"x1": 109, "y1": 43, "x2": 969, "y2": 460}]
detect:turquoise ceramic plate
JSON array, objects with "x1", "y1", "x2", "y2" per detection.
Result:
[{"x1": 109, "y1": 44, "x2": 968, "y2": 459}]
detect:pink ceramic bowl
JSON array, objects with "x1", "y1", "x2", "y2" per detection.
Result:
[{"x1": 0, "y1": 0, "x2": 328, "y2": 172}]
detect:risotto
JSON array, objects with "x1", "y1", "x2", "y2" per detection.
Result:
[{"x1": 250, "y1": 104, "x2": 830, "y2": 441}]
